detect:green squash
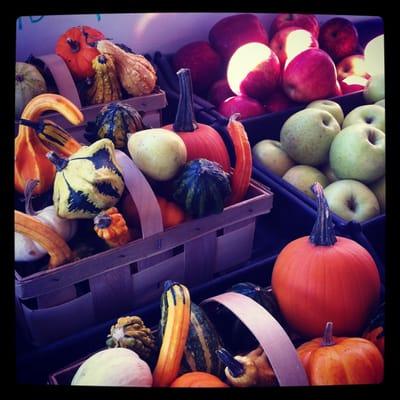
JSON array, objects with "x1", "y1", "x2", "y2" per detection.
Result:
[
  {"x1": 85, "y1": 102, "x2": 145, "y2": 149},
  {"x1": 48, "y1": 138, "x2": 125, "y2": 219},
  {"x1": 172, "y1": 158, "x2": 231, "y2": 218}
]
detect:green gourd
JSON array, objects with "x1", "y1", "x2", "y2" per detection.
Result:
[
  {"x1": 85, "y1": 102, "x2": 145, "y2": 149},
  {"x1": 47, "y1": 138, "x2": 125, "y2": 219},
  {"x1": 172, "y1": 158, "x2": 231, "y2": 218}
]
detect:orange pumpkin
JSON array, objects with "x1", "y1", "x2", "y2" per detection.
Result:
[
  {"x1": 271, "y1": 183, "x2": 381, "y2": 338},
  {"x1": 297, "y1": 322, "x2": 384, "y2": 385},
  {"x1": 56, "y1": 25, "x2": 105, "y2": 80},
  {"x1": 163, "y1": 68, "x2": 231, "y2": 172},
  {"x1": 170, "y1": 372, "x2": 229, "y2": 388}
]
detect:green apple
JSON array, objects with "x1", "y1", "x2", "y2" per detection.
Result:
[
  {"x1": 252, "y1": 139, "x2": 295, "y2": 177},
  {"x1": 363, "y1": 73, "x2": 385, "y2": 103},
  {"x1": 321, "y1": 163, "x2": 339, "y2": 183},
  {"x1": 306, "y1": 99, "x2": 344, "y2": 126},
  {"x1": 342, "y1": 104, "x2": 385, "y2": 132},
  {"x1": 282, "y1": 165, "x2": 329, "y2": 198},
  {"x1": 324, "y1": 179, "x2": 380, "y2": 222},
  {"x1": 375, "y1": 99, "x2": 385, "y2": 108},
  {"x1": 329, "y1": 123, "x2": 385, "y2": 183},
  {"x1": 369, "y1": 176, "x2": 385, "y2": 212},
  {"x1": 280, "y1": 108, "x2": 341, "y2": 166}
]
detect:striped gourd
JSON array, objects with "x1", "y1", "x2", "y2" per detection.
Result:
[
  {"x1": 47, "y1": 138, "x2": 125, "y2": 219},
  {"x1": 172, "y1": 158, "x2": 231, "y2": 218}
]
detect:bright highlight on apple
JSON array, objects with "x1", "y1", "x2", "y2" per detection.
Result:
[{"x1": 364, "y1": 34, "x2": 384, "y2": 76}]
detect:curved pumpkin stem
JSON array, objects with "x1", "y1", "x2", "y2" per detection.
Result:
[
  {"x1": 24, "y1": 179, "x2": 40, "y2": 216},
  {"x1": 173, "y1": 68, "x2": 198, "y2": 132},
  {"x1": 321, "y1": 322, "x2": 335, "y2": 346},
  {"x1": 309, "y1": 182, "x2": 337, "y2": 246},
  {"x1": 66, "y1": 37, "x2": 80, "y2": 53}
]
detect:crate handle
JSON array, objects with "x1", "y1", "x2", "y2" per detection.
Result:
[
  {"x1": 201, "y1": 292, "x2": 309, "y2": 387},
  {"x1": 36, "y1": 54, "x2": 82, "y2": 108},
  {"x1": 115, "y1": 150, "x2": 164, "y2": 238}
]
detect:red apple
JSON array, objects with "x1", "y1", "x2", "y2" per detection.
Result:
[
  {"x1": 218, "y1": 95, "x2": 265, "y2": 119},
  {"x1": 208, "y1": 14, "x2": 269, "y2": 62},
  {"x1": 270, "y1": 27, "x2": 319, "y2": 66},
  {"x1": 336, "y1": 54, "x2": 371, "y2": 81},
  {"x1": 227, "y1": 42, "x2": 281, "y2": 101},
  {"x1": 270, "y1": 13, "x2": 320, "y2": 39},
  {"x1": 263, "y1": 88, "x2": 297, "y2": 113},
  {"x1": 319, "y1": 17, "x2": 359, "y2": 62},
  {"x1": 207, "y1": 79, "x2": 235, "y2": 107},
  {"x1": 339, "y1": 75, "x2": 368, "y2": 94},
  {"x1": 282, "y1": 48, "x2": 337, "y2": 103},
  {"x1": 172, "y1": 41, "x2": 222, "y2": 94}
]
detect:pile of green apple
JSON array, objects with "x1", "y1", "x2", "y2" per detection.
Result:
[{"x1": 253, "y1": 74, "x2": 385, "y2": 223}]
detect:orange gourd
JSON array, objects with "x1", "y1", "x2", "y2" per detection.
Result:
[
  {"x1": 163, "y1": 68, "x2": 231, "y2": 172},
  {"x1": 170, "y1": 372, "x2": 229, "y2": 388},
  {"x1": 15, "y1": 93, "x2": 84, "y2": 195},
  {"x1": 271, "y1": 182, "x2": 381, "y2": 338},
  {"x1": 297, "y1": 322, "x2": 384, "y2": 385}
]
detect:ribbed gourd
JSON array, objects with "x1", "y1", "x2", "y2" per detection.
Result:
[
  {"x1": 86, "y1": 54, "x2": 122, "y2": 105},
  {"x1": 47, "y1": 138, "x2": 125, "y2": 219},
  {"x1": 172, "y1": 158, "x2": 231, "y2": 218},
  {"x1": 85, "y1": 102, "x2": 145, "y2": 149}
]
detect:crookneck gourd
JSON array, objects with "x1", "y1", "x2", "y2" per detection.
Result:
[
  {"x1": 85, "y1": 102, "x2": 145, "y2": 149},
  {"x1": 86, "y1": 54, "x2": 122, "y2": 105},
  {"x1": 47, "y1": 138, "x2": 125, "y2": 219},
  {"x1": 15, "y1": 93, "x2": 84, "y2": 195},
  {"x1": 96, "y1": 40, "x2": 157, "y2": 97}
]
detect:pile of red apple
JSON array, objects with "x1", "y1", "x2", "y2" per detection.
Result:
[{"x1": 172, "y1": 13, "x2": 374, "y2": 119}]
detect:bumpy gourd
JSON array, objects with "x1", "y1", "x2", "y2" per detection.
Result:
[
  {"x1": 86, "y1": 54, "x2": 122, "y2": 105},
  {"x1": 96, "y1": 40, "x2": 157, "y2": 96},
  {"x1": 85, "y1": 102, "x2": 145, "y2": 149},
  {"x1": 47, "y1": 138, "x2": 125, "y2": 219},
  {"x1": 172, "y1": 158, "x2": 231, "y2": 218},
  {"x1": 106, "y1": 316, "x2": 157, "y2": 362}
]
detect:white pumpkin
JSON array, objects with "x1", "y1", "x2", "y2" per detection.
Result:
[
  {"x1": 71, "y1": 348, "x2": 153, "y2": 387},
  {"x1": 15, "y1": 62, "x2": 47, "y2": 117},
  {"x1": 15, "y1": 180, "x2": 77, "y2": 262}
]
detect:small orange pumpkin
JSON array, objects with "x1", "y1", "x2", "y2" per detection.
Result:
[
  {"x1": 297, "y1": 321, "x2": 384, "y2": 385},
  {"x1": 170, "y1": 372, "x2": 229, "y2": 388}
]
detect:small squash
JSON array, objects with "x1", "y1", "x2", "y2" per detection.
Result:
[
  {"x1": 170, "y1": 372, "x2": 229, "y2": 388},
  {"x1": 217, "y1": 346, "x2": 277, "y2": 387},
  {"x1": 96, "y1": 39, "x2": 157, "y2": 96},
  {"x1": 71, "y1": 347, "x2": 152, "y2": 387},
  {"x1": 163, "y1": 68, "x2": 231, "y2": 172},
  {"x1": 363, "y1": 302, "x2": 384, "y2": 355},
  {"x1": 56, "y1": 25, "x2": 105, "y2": 80},
  {"x1": 15, "y1": 179, "x2": 77, "y2": 263},
  {"x1": 297, "y1": 321, "x2": 384, "y2": 385},
  {"x1": 172, "y1": 158, "x2": 231, "y2": 218},
  {"x1": 271, "y1": 182, "x2": 381, "y2": 338},
  {"x1": 93, "y1": 207, "x2": 134, "y2": 247},
  {"x1": 15, "y1": 93, "x2": 84, "y2": 195},
  {"x1": 47, "y1": 138, "x2": 125, "y2": 219}
]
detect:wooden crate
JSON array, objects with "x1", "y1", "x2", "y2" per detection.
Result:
[{"x1": 15, "y1": 149, "x2": 273, "y2": 346}]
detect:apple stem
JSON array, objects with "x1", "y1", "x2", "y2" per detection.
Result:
[
  {"x1": 309, "y1": 182, "x2": 337, "y2": 246},
  {"x1": 173, "y1": 68, "x2": 198, "y2": 132}
]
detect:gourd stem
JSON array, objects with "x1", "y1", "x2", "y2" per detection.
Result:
[
  {"x1": 94, "y1": 214, "x2": 112, "y2": 229},
  {"x1": 19, "y1": 118, "x2": 43, "y2": 132},
  {"x1": 24, "y1": 179, "x2": 40, "y2": 216},
  {"x1": 46, "y1": 151, "x2": 69, "y2": 171},
  {"x1": 173, "y1": 68, "x2": 198, "y2": 132},
  {"x1": 309, "y1": 182, "x2": 337, "y2": 246},
  {"x1": 216, "y1": 348, "x2": 245, "y2": 378},
  {"x1": 66, "y1": 37, "x2": 80, "y2": 53},
  {"x1": 98, "y1": 54, "x2": 107, "y2": 64},
  {"x1": 321, "y1": 322, "x2": 335, "y2": 346}
]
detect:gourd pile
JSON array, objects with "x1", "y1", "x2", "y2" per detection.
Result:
[
  {"x1": 14, "y1": 66, "x2": 253, "y2": 275},
  {"x1": 69, "y1": 183, "x2": 384, "y2": 387}
]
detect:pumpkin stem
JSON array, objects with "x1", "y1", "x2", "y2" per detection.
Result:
[
  {"x1": 321, "y1": 322, "x2": 335, "y2": 346},
  {"x1": 94, "y1": 213, "x2": 112, "y2": 229},
  {"x1": 216, "y1": 347, "x2": 245, "y2": 378},
  {"x1": 24, "y1": 179, "x2": 40, "y2": 216},
  {"x1": 309, "y1": 182, "x2": 337, "y2": 246},
  {"x1": 173, "y1": 68, "x2": 198, "y2": 132},
  {"x1": 19, "y1": 118, "x2": 44, "y2": 132},
  {"x1": 66, "y1": 37, "x2": 80, "y2": 53},
  {"x1": 46, "y1": 151, "x2": 69, "y2": 171}
]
